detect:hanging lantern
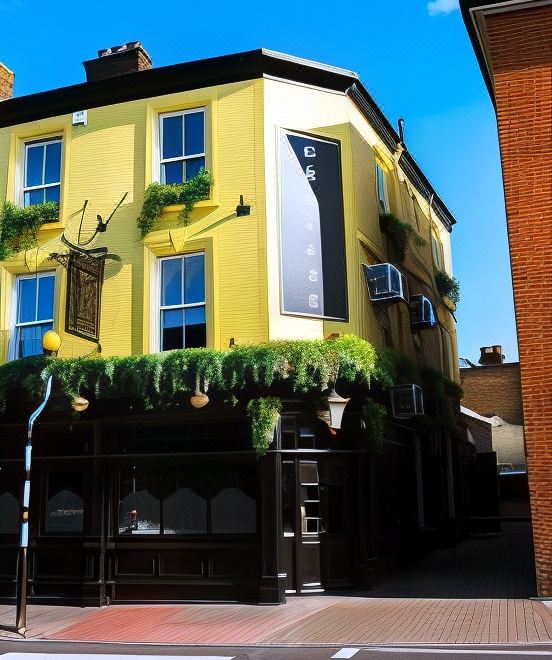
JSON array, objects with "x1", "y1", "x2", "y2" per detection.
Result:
[
  {"x1": 72, "y1": 396, "x2": 89, "y2": 412},
  {"x1": 326, "y1": 388, "x2": 350, "y2": 430},
  {"x1": 191, "y1": 391, "x2": 209, "y2": 408}
]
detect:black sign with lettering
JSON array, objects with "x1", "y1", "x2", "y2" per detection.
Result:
[{"x1": 280, "y1": 130, "x2": 347, "y2": 320}]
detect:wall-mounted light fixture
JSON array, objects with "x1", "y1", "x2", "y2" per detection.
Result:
[{"x1": 236, "y1": 195, "x2": 250, "y2": 217}]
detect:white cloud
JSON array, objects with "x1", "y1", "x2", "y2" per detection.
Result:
[{"x1": 427, "y1": 0, "x2": 460, "y2": 16}]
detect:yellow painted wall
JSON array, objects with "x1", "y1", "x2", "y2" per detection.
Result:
[{"x1": 0, "y1": 73, "x2": 459, "y2": 382}]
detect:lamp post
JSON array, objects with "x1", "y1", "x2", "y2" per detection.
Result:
[{"x1": 15, "y1": 331, "x2": 60, "y2": 634}]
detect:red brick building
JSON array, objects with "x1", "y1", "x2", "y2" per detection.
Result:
[{"x1": 460, "y1": 0, "x2": 552, "y2": 595}]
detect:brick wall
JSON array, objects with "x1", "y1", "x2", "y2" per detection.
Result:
[
  {"x1": 460, "y1": 363, "x2": 523, "y2": 425},
  {"x1": 0, "y1": 63, "x2": 14, "y2": 101},
  {"x1": 484, "y1": 5, "x2": 552, "y2": 596}
]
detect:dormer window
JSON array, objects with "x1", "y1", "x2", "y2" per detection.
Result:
[{"x1": 362, "y1": 263, "x2": 408, "y2": 304}]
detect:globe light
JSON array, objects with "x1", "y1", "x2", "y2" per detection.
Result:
[
  {"x1": 42, "y1": 331, "x2": 62, "y2": 355},
  {"x1": 72, "y1": 396, "x2": 89, "y2": 412}
]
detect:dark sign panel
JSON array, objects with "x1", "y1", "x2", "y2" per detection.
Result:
[
  {"x1": 66, "y1": 251, "x2": 104, "y2": 342},
  {"x1": 279, "y1": 130, "x2": 347, "y2": 320}
]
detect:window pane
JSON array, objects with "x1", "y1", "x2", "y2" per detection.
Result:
[
  {"x1": 18, "y1": 278, "x2": 37, "y2": 323},
  {"x1": 44, "y1": 142, "x2": 61, "y2": 184},
  {"x1": 162, "y1": 115, "x2": 183, "y2": 160},
  {"x1": 184, "y1": 112, "x2": 204, "y2": 156},
  {"x1": 46, "y1": 471, "x2": 84, "y2": 534},
  {"x1": 45, "y1": 185, "x2": 60, "y2": 204},
  {"x1": 211, "y1": 487, "x2": 256, "y2": 533},
  {"x1": 184, "y1": 254, "x2": 205, "y2": 304},
  {"x1": 119, "y1": 469, "x2": 161, "y2": 534},
  {"x1": 26, "y1": 145, "x2": 44, "y2": 187},
  {"x1": 162, "y1": 309, "x2": 184, "y2": 351},
  {"x1": 0, "y1": 491, "x2": 19, "y2": 534},
  {"x1": 185, "y1": 157, "x2": 205, "y2": 181},
  {"x1": 185, "y1": 306, "x2": 206, "y2": 348},
  {"x1": 24, "y1": 188, "x2": 45, "y2": 207},
  {"x1": 37, "y1": 275, "x2": 55, "y2": 321},
  {"x1": 164, "y1": 488, "x2": 207, "y2": 534},
  {"x1": 161, "y1": 258, "x2": 182, "y2": 307},
  {"x1": 162, "y1": 161, "x2": 184, "y2": 185},
  {"x1": 17, "y1": 322, "x2": 52, "y2": 358}
]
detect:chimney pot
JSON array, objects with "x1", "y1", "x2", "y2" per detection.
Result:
[
  {"x1": 84, "y1": 42, "x2": 152, "y2": 82},
  {"x1": 0, "y1": 62, "x2": 15, "y2": 101},
  {"x1": 478, "y1": 345, "x2": 504, "y2": 366}
]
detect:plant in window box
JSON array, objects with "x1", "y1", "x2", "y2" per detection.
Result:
[
  {"x1": 0, "y1": 201, "x2": 59, "y2": 261},
  {"x1": 247, "y1": 397, "x2": 282, "y2": 455},
  {"x1": 434, "y1": 269, "x2": 460, "y2": 307},
  {"x1": 379, "y1": 212, "x2": 427, "y2": 263},
  {"x1": 137, "y1": 170, "x2": 213, "y2": 237}
]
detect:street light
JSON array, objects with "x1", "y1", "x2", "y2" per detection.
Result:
[{"x1": 15, "y1": 331, "x2": 60, "y2": 634}]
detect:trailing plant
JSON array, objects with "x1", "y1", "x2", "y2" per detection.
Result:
[
  {"x1": 246, "y1": 397, "x2": 282, "y2": 455},
  {"x1": 362, "y1": 398, "x2": 387, "y2": 452},
  {"x1": 374, "y1": 347, "x2": 421, "y2": 388},
  {"x1": 137, "y1": 170, "x2": 213, "y2": 237},
  {"x1": 0, "y1": 201, "x2": 59, "y2": 260},
  {"x1": 379, "y1": 212, "x2": 427, "y2": 263},
  {"x1": 435, "y1": 270, "x2": 460, "y2": 305}
]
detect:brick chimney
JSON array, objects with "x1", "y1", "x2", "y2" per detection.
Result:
[
  {"x1": 479, "y1": 345, "x2": 505, "y2": 366},
  {"x1": 0, "y1": 62, "x2": 15, "y2": 101},
  {"x1": 83, "y1": 42, "x2": 152, "y2": 82}
]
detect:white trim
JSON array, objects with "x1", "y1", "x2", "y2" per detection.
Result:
[{"x1": 158, "y1": 108, "x2": 205, "y2": 184}]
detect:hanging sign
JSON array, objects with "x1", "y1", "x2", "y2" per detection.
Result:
[{"x1": 66, "y1": 250, "x2": 104, "y2": 342}]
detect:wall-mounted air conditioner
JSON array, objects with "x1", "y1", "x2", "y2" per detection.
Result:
[
  {"x1": 362, "y1": 263, "x2": 409, "y2": 304},
  {"x1": 410, "y1": 294, "x2": 437, "y2": 329},
  {"x1": 391, "y1": 384, "x2": 424, "y2": 419}
]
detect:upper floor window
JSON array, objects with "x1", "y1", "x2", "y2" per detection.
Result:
[
  {"x1": 14, "y1": 272, "x2": 55, "y2": 359},
  {"x1": 376, "y1": 162, "x2": 388, "y2": 214},
  {"x1": 23, "y1": 138, "x2": 62, "y2": 207},
  {"x1": 432, "y1": 232, "x2": 443, "y2": 269},
  {"x1": 159, "y1": 253, "x2": 206, "y2": 351},
  {"x1": 159, "y1": 109, "x2": 205, "y2": 184}
]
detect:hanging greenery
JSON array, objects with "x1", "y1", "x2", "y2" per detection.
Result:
[
  {"x1": 246, "y1": 397, "x2": 282, "y2": 455},
  {"x1": 362, "y1": 398, "x2": 387, "y2": 451},
  {"x1": 137, "y1": 170, "x2": 213, "y2": 237},
  {"x1": 0, "y1": 201, "x2": 59, "y2": 261},
  {"x1": 435, "y1": 270, "x2": 460, "y2": 305},
  {"x1": 379, "y1": 212, "x2": 427, "y2": 263}
]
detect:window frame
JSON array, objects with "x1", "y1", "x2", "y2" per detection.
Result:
[
  {"x1": 432, "y1": 231, "x2": 444, "y2": 269},
  {"x1": 21, "y1": 136, "x2": 63, "y2": 208},
  {"x1": 158, "y1": 252, "x2": 206, "y2": 352},
  {"x1": 10, "y1": 271, "x2": 56, "y2": 361},
  {"x1": 158, "y1": 108, "x2": 206, "y2": 185},
  {"x1": 376, "y1": 161, "x2": 389, "y2": 214}
]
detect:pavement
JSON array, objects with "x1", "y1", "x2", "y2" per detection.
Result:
[{"x1": 0, "y1": 523, "x2": 549, "y2": 649}]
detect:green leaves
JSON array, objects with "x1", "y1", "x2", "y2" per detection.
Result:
[
  {"x1": 137, "y1": 170, "x2": 213, "y2": 237},
  {"x1": 247, "y1": 397, "x2": 282, "y2": 454},
  {"x1": 379, "y1": 212, "x2": 427, "y2": 263},
  {"x1": 0, "y1": 201, "x2": 59, "y2": 260},
  {"x1": 435, "y1": 270, "x2": 460, "y2": 305}
]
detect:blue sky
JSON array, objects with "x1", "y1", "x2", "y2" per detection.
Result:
[{"x1": 0, "y1": 0, "x2": 518, "y2": 363}]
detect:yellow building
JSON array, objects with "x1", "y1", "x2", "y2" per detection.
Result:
[{"x1": 0, "y1": 45, "x2": 465, "y2": 606}]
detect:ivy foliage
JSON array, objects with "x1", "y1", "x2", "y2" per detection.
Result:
[
  {"x1": 362, "y1": 398, "x2": 387, "y2": 452},
  {"x1": 379, "y1": 212, "x2": 427, "y2": 263},
  {"x1": 435, "y1": 270, "x2": 460, "y2": 305},
  {"x1": 247, "y1": 397, "x2": 282, "y2": 454},
  {"x1": 0, "y1": 201, "x2": 59, "y2": 261},
  {"x1": 137, "y1": 170, "x2": 213, "y2": 237}
]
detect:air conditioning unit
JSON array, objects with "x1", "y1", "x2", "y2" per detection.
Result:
[
  {"x1": 391, "y1": 384, "x2": 424, "y2": 419},
  {"x1": 362, "y1": 263, "x2": 409, "y2": 304},
  {"x1": 410, "y1": 294, "x2": 437, "y2": 329}
]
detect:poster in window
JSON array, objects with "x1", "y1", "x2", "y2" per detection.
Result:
[
  {"x1": 279, "y1": 130, "x2": 347, "y2": 320},
  {"x1": 66, "y1": 250, "x2": 104, "y2": 342}
]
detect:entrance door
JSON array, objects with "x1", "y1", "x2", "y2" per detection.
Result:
[{"x1": 281, "y1": 458, "x2": 323, "y2": 593}]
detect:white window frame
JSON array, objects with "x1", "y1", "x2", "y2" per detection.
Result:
[
  {"x1": 10, "y1": 271, "x2": 55, "y2": 361},
  {"x1": 158, "y1": 108, "x2": 206, "y2": 184},
  {"x1": 21, "y1": 137, "x2": 63, "y2": 207},
  {"x1": 158, "y1": 253, "x2": 206, "y2": 352},
  {"x1": 432, "y1": 232, "x2": 443, "y2": 269},
  {"x1": 376, "y1": 162, "x2": 389, "y2": 214}
]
